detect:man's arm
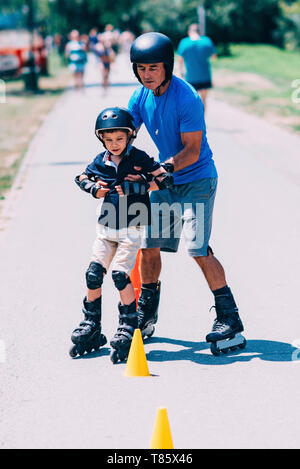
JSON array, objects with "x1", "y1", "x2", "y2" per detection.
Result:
[{"x1": 165, "y1": 130, "x2": 202, "y2": 172}]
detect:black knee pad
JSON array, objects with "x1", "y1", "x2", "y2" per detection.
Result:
[
  {"x1": 86, "y1": 262, "x2": 106, "y2": 290},
  {"x1": 112, "y1": 270, "x2": 131, "y2": 291}
]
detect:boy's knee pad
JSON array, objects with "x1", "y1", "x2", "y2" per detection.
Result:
[
  {"x1": 112, "y1": 270, "x2": 131, "y2": 291},
  {"x1": 86, "y1": 262, "x2": 106, "y2": 290}
]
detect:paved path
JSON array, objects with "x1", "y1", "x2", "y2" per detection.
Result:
[{"x1": 0, "y1": 54, "x2": 299, "y2": 449}]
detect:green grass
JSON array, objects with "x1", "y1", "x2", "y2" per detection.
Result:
[
  {"x1": 212, "y1": 44, "x2": 300, "y2": 84},
  {"x1": 211, "y1": 44, "x2": 300, "y2": 133},
  {"x1": 0, "y1": 50, "x2": 70, "y2": 203}
]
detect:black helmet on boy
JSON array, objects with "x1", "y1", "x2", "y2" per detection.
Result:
[
  {"x1": 130, "y1": 32, "x2": 174, "y2": 90},
  {"x1": 95, "y1": 107, "x2": 136, "y2": 145}
]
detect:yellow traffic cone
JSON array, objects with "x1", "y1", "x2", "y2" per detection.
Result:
[
  {"x1": 124, "y1": 328, "x2": 150, "y2": 377},
  {"x1": 150, "y1": 407, "x2": 174, "y2": 449}
]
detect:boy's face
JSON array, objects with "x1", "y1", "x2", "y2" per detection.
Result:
[{"x1": 101, "y1": 130, "x2": 129, "y2": 156}]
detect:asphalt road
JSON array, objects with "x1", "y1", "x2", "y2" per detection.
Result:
[{"x1": 0, "y1": 54, "x2": 299, "y2": 449}]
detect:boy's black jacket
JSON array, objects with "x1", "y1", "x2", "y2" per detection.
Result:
[{"x1": 83, "y1": 145, "x2": 161, "y2": 229}]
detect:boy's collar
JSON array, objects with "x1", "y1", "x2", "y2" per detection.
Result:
[{"x1": 103, "y1": 144, "x2": 132, "y2": 163}]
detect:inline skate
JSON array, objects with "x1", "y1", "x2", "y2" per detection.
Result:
[
  {"x1": 137, "y1": 281, "x2": 161, "y2": 338},
  {"x1": 69, "y1": 296, "x2": 107, "y2": 358},
  {"x1": 110, "y1": 300, "x2": 138, "y2": 364},
  {"x1": 206, "y1": 288, "x2": 246, "y2": 356}
]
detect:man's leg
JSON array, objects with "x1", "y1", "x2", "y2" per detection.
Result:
[
  {"x1": 194, "y1": 250, "x2": 244, "y2": 344},
  {"x1": 140, "y1": 247, "x2": 161, "y2": 283},
  {"x1": 137, "y1": 248, "x2": 162, "y2": 337},
  {"x1": 193, "y1": 249, "x2": 227, "y2": 291},
  {"x1": 182, "y1": 178, "x2": 244, "y2": 345}
]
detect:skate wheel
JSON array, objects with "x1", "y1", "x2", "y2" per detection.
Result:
[
  {"x1": 69, "y1": 345, "x2": 78, "y2": 358},
  {"x1": 230, "y1": 346, "x2": 238, "y2": 351},
  {"x1": 85, "y1": 345, "x2": 93, "y2": 354},
  {"x1": 143, "y1": 325, "x2": 155, "y2": 339},
  {"x1": 221, "y1": 348, "x2": 229, "y2": 354},
  {"x1": 118, "y1": 351, "x2": 127, "y2": 362},
  {"x1": 100, "y1": 334, "x2": 107, "y2": 346},
  {"x1": 77, "y1": 344, "x2": 85, "y2": 356},
  {"x1": 238, "y1": 338, "x2": 247, "y2": 349},
  {"x1": 110, "y1": 349, "x2": 119, "y2": 364},
  {"x1": 210, "y1": 343, "x2": 220, "y2": 356},
  {"x1": 146, "y1": 327, "x2": 155, "y2": 338}
]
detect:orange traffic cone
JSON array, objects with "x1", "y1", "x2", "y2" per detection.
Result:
[
  {"x1": 124, "y1": 328, "x2": 150, "y2": 377},
  {"x1": 150, "y1": 407, "x2": 174, "y2": 449},
  {"x1": 130, "y1": 249, "x2": 141, "y2": 305}
]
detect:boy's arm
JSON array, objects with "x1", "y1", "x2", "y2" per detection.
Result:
[{"x1": 75, "y1": 173, "x2": 110, "y2": 199}]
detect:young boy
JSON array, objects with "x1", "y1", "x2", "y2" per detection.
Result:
[{"x1": 69, "y1": 107, "x2": 173, "y2": 363}]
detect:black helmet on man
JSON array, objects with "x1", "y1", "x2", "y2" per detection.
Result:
[
  {"x1": 95, "y1": 107, "x2": 136, "y2": 142},
  {"x1": 130, "y1": 32, "x2": 174, "y2": 86}
]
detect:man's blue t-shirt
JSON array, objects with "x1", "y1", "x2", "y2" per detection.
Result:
[
  {"x1": 128, "y1": 75, "x2": 217, "y2": 184},
  {"x1": 177, "y1": 36, "x2": 216, "y2": 83}
]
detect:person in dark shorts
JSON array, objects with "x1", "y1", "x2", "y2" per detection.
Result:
[
  {"x1": 177, "y1": 24, "x2": 217, "y2": 111},
  {"x1": 126, "y1": 32, "x2": 245, "y2": 354}
]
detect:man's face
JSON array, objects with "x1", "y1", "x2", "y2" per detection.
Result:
[{"x1": 136, "y1": 63, "x2": 166, "y2": 90}]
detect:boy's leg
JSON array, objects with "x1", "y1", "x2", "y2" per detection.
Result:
[
  {"x1": 111, "y1": 226, "x2": 142, "y2": 304},
  {"x1": 109, "y1": 227, "x2": 141, "y2": 363},
  {"x1": 88, "y1": 224, "x2": 117, "y2": 298},
  {"x1": 69, "y1": 226, "x2": 117, "y2": 358}
]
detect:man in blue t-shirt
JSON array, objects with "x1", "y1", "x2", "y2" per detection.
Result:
[
  {"x1": 126, "y1": 32, "x2": 245, "y2": 354},
  {"x1": 177, "y1": 24, "x2": 217, "y2": 110}
]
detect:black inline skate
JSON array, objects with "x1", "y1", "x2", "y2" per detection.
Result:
[
  {"x1": 69, "y1": 296, "x2": 107, "y2": 358},
  {"x1": 206, "y1": 288, "x2": 246, "y2": 356},
  {"x1": 137, "y1": 281, "x2": 161, "y2": 338},
  {"x1": 110, "y1": 300, "x2": 138, "y2": 364}
]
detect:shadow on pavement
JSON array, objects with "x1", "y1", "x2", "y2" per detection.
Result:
[{"x1": 144, "y1": 336, "x2": 299, "y2": 365}]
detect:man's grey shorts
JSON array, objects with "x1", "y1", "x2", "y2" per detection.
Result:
[{"x1": 141, "y1": 177, "x2": 218, "y2": 257}]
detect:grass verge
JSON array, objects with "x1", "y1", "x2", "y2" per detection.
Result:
[
  {"x1": 0, "y1": 51, "x2": 71, "y2": 205},
  {"x1": 211, "y1": 44, "x2": 300, "y2": 133}
]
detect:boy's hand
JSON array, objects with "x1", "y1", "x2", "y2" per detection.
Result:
[
  {"x1": 115, "y1": 185, "x2": 124, "y2": 196},
  {"x1": 76, "y1": 175, "x2": 110, "y2": 199},
  {"x1": 94, "y1": 180, "x2": 110, "y2": 198}
]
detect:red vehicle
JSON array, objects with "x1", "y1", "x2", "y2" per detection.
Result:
[{"x1": 0, "y1": 29, "x2": 48, "y2": 79}]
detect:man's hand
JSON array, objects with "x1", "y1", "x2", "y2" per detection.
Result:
[
  {"x1": 123, "y1": 166, "x2": 143, "y2": 182},
  {"x1": 116, "y1": 178, "x2": 150, "y2": 197}
]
